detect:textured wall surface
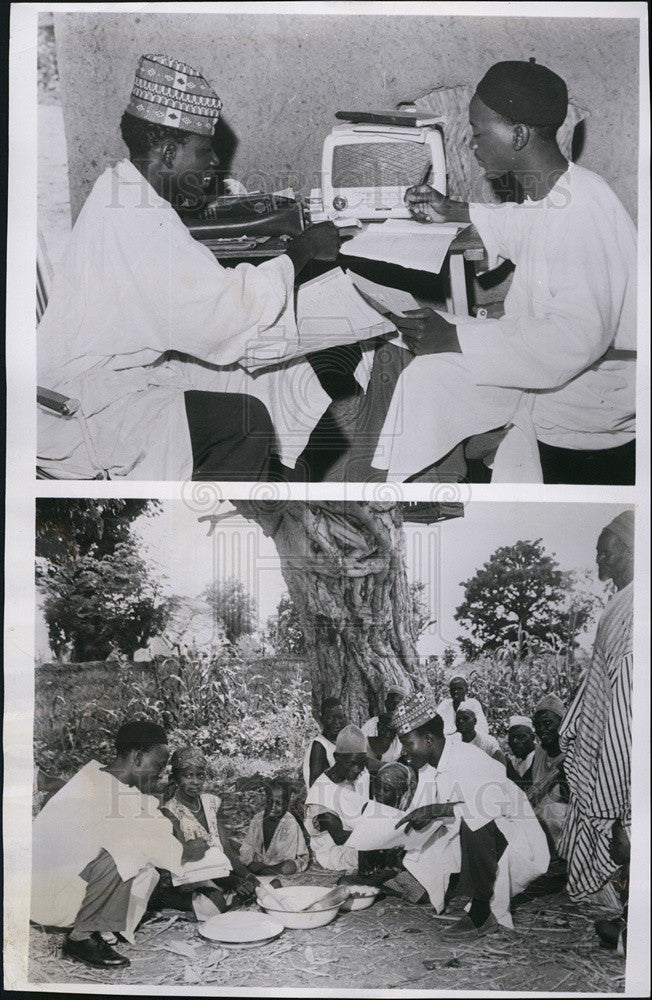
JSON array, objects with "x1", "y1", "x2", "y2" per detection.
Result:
[{"x1": 54, "y1": 12, "x2": 640, "y2": 222}]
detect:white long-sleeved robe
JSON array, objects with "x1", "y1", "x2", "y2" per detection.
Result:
[
  {"x1": 304, "y1": 770, "x2": 370, "y2": 871},
  {"x1": 37, "y1": 158, "x2": 330, "y2": 479},
  {"x1": 401, "y1": 743, "x2": 549, "y2": 928},
  {"x1": 457, "y1": 162, "x2": 637, "y2": 451},
  {"x1": 31, "y1": 761, "x2": 185, "y2": 940}
]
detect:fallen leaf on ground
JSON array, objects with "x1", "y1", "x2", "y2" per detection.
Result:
[{"x1": 161, "y1": 940, "x2": 197, "y2": 959}]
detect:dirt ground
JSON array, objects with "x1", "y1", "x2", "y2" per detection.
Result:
[{"x1": 29, "y1": 867, "x2": 625, "y2": 993}]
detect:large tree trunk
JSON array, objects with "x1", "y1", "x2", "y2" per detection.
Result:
[{"x1": 231, "y1": 500, "x2": 426, "y2": 723}]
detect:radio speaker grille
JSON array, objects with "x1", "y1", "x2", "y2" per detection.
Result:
[{"x1": 332, "y1": 142, "x2": 431, "y2": 189}]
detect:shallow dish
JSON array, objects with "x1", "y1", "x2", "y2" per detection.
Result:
[
  {"x1": 258, "y1": 885, "x2": 341, "y2": 929},
  {"x1": 339, "y1": 885, "x2": 380, "y2": 911},
  {"x1": 197, "y1": 911, "x2": 284, "y2": 945}
]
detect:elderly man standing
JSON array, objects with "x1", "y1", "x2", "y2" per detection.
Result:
[
  {"x1": 37, "y1": 53, "x2": 339, "y2": 480},
  {"x1": 31, "y1": 721, "x2": 211, "y2": 969},
  {"x1": 558, "y1": 511, "x2": 634, "y2": 922},
  {"x1": 401, "y1": 59, "x2": 636, "y2": 485}
]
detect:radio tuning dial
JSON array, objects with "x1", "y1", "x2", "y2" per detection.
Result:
[{"x1": 332, "y1": 195, "x2": 348, "y2": 211}]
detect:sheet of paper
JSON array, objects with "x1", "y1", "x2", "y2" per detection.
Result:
[
  {"x1": 172, "y1": 846, "x2": 232, "y2": 886},
  {"x1": 349, "y1": 273, "x2": 422, "y2": 317},
  {"x1": 340, "y1": 219, "x2": 463, "y2": 274},
  {"x1": 295, "y1": 267, "x2": 397, "y2": 352}
]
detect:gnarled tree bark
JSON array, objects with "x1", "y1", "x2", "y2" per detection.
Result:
[{"x1": 230, "y1": 500, "x2": 427, "y2": 723}]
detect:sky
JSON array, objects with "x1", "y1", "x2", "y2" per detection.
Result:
[
  {"x1": 35, "y1": 500, "x2": 628, "y2": 660},
  {"x1": 130, "y1": 499, "x2": 628, "y2": 656}
]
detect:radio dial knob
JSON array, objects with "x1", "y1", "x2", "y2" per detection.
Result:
[{"x1": 332, "y1": 195, "x2": 347, "y2": 211}]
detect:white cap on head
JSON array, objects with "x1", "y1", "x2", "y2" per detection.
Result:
[
  {"x1": 508, "y1": 715, "x2": 534, "y2": 731},
  {"x1": 334, "y1": 724, "x2": 368, "y2": 755}
]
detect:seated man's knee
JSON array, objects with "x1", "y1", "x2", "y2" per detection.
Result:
[{"x1": 243, "y1": 396, "x2": 274, "y2": 440}]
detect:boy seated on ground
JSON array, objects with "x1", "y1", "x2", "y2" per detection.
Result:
[
  {"x1": 239, "y1": 779, "x2": 309, "y2": 875},
  {"x1": 158, "y1": 747, "x2": 259, "y2": 913}
]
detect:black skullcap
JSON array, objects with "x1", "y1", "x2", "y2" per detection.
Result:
[
  {"x1": 476, "y1": 59, "x2": 568, "y2": 126},
  {"x1": 115, "y1": 720, "x2": 168, "y2": 756}
]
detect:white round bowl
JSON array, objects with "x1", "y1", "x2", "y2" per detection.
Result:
[
  {"x1": 257, "y1": 885, "x2": 341, "y2": 929},
  {"x1": 339, "y1": 885, "x2": 381, "y2": 911}
]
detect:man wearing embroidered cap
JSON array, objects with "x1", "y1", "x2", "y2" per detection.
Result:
[
  {"x1": 304, "y1": 725, "x2": 371, "y2": 871},
  {"x1": 557, "y1": 510, "x2": 634, "y2": 942},
  {"x1": 392, "y1": 692, "x2": 548, "y2": 938},
  {"x1": 37, "y1": 54, "x2": 340, "y2": 481},
  {"x1": 401, "y1": 58, "x2": 636, "y2": 485}
]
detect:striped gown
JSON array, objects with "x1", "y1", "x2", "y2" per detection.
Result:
[{"x1": 558, "y1": 581, "x2": 633, "y2": 899}]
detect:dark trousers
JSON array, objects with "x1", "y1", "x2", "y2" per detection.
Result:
[
  {"x1": 184, "y1": 391, "x2": 275, "y2": 481},
  {"x1": 537, "y1": 438, "x2": 635, "y2": 485},
  {"x1": 456, "y1": 820, "x2": 508, "y2": 903},
  {"x1": 70, "y1": 849, "x2": 137, "y2": 939}
]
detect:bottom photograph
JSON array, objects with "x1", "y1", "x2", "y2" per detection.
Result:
[{"x1": 30, "y1": 497, "x2": 634, "y2": 993}]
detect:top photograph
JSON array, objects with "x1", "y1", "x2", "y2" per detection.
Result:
[{"x1": 34, "y1": 10, "x2": 640, "y2": 484}]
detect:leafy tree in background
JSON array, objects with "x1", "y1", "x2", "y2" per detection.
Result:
[
  {"x1": 203, "y1": 577, "x2": 258, "y2": 646},
  {"x1": 267, "y1": 592, "x2": 307, "y2": 654},
  {"x1": 35, "y1": 499, "x2": 160, "y2": 563},
  {"x1": 38, "y1": 539, "x2": 171, "y2": 661},
  {"x1": 455, "y1": 539, "x2": 600, "y2": 661}
]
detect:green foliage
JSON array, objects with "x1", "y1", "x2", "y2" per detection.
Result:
[
  {"x1": 38, "y1": 539, "x2": 171, "y2": 660},
  {"x1": 34, "y1": 652, "x2": 314, "y2": 780},
  {"x1": 35, "y1": 499, "x2": 160, "y2": 563},
  {"x1": 266, "y1": 593, "x2": 307, "y2": 654},
  {"x1": 203, "y1": 577, "x2": 258, "y2": 645},
  {"x1": 455, "y1": 539, "x2": 600, "y2": 660}
]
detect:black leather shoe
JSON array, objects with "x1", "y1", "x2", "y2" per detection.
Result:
[{"x1": 62, "y1": 932, "x2": 130, "y2": 968}]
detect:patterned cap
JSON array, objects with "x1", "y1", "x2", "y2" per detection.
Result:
[
  {"x1": 126, "y1": 54, "x2": 222, "y2": 136},
  {"x1": 393, "y1": 690, "x2": 439, "y2": 737}
]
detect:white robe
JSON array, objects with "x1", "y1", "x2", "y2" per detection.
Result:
[
  {"x1": 361, "y1": 716, "x2": 403, "y2": 761},
  {"x1": 302, "y1": 734, "x2": 336, "y2": 789},
  {"x1": 304, "y1": 770, "x2": 370, "y2": 871},
  {"x1": 31, "y1": 761, "x2": 185, "y2": 941},
  {"x1": 37, "y1": 158, "x2": 330, "y2": 479},
  {"x1": 436, "y1": 696, "x2": 489, "y2": 738},
  {"x1": 401, "y1": 743, "x2": 549, "y2": 928},
  {"x1": 371, "y1": 163, "x2": 636, "y2": 481},
  {"x1": 458, "y1": 162, "x2": 637, "y2": 451}
]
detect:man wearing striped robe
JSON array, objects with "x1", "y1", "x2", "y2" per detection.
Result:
[{"x1": 558, "y1": 511, "x2": 634, "y2": 915}]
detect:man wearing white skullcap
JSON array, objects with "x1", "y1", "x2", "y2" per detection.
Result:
[
  {"x1": 505, "y1": 716, "x2": 536, "y2": 791},
  {"x1": 436, "y1": 674, "x2": 489, "y2": 739},
  {"x1": 361, "y1": 685, "x2": 408, "y2": 763},
  {"x1": 558, "y1": 510, "x2": 634, "y2": 952},
  {"x1": 304, "y1": 725, "x2": 371, "y2": 871},
  {"x1": 37, "y1": 54, "x2": 341, "y2": 482},
  {"x1": 400, "y1": 59, "x2": 636, "y2": 485}
]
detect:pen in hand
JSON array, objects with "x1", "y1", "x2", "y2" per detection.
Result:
[{"x1": 418, "y1": 161, "x2": 433, "y2": 187}]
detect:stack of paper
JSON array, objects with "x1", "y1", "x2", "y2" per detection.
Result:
[
  {"x1": 295, "y1": 267, "x2": 398, "y2": 352},
  {"x1": 172, "y1": 846, "x2": 232, "y2": 886},
  {"x1": 340, "y1": 219, "x2": 463, "y2": 273}
]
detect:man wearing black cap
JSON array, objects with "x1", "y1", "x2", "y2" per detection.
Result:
[
  {"x1": 399, "y1": 59, "x2": 636, "y2": 485},
  {"x1": 31, "y1": 720, "x2": 208, "y2": 969}
]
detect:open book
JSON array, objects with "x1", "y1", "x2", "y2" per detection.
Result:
[
  {"x1": 171, "y1": 846, "x2": 232, "y2": 887},
  {"x1": 340, "y1": 219, "x2": 463, "y2": 274}
]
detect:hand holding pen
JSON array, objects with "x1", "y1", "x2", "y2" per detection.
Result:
[{"x1": 405, "y1": 161, "x2": 449, "y2": 224}]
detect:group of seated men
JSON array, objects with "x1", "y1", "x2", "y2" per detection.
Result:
[
  {"x1": 32, "y1": 681, "x2": 576, "y2": 968},
  {"x1": 37, "y1": 53, "x2": 636, "y2": 484}
]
